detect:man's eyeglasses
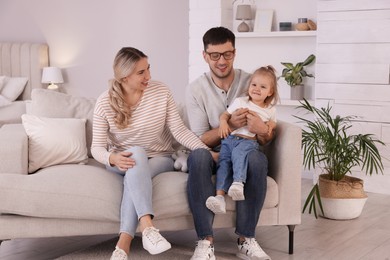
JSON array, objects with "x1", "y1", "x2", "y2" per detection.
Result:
[{"x1": 205, "y1": 50, "x2": 235, "y2": 61}]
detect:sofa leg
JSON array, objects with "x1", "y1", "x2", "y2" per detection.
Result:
[{"x1": 287, "y1": 225, "x2": 295, "y2": 254}]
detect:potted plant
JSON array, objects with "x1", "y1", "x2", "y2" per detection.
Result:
[
  {"x1": 280, "y1": 54, "x2": 315, "y2": 100},
  {"x1": 296, "y1": 99, "x2": 385, "y2": 219}
]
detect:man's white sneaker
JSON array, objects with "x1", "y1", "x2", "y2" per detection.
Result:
[
  {"x1": 206, "y1": 195, "x2": 226, "y2": 214},
  {"x1": 190, "y1": 240, "x2": 216, "y2": 260},
  {"x1": 142, "y1": 226, "x2": 171, "y2": 255},
  {"x1": 237, "y1": 238, "x2": 271, "y2": 260},
  {"x1": 110, "y1": 246, "x2": 128, "y2": 260},
  {"x1": 228, "y1": 182, "x2": 245, "y2": 201}
]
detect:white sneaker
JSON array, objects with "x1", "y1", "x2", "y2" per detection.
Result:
[
  {"x1": 237, "y1": 238, "x2": 271, "y2": 260},
  {"x1": 228, "y1": 182, "x2": 245, "y2": 201},
  {"x1": 142, "y1": 226, "x2": 171, "y2": 255},
  {"x1": 191, "y1": 240, "x2": 216, "y2": 260},
  {"x1": 206, "y1": 195, "x2": 226, "y2": 214},
  {"x1": 110, "y1": 246, "x2": 128, "y2": 260}
]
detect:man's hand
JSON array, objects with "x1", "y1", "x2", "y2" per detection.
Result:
[
  {"x1": 229, "y1": 108, "x2": 249, "y2": 130},
  {"x1": 109, "y1": 151, "x2": 136, "y2": 171},
  {"x1": 246, "y1": 110, "x2": 267, "y2": 135}
]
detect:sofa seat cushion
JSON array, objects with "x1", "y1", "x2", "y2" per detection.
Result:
[
  {"x1": 152, "y1": 172, "x2": 278, "y2": 221},
  {"x1": 0, "y1": 163, "x2": 279, "y2": 222},
  {"x1": 0, "y1": 161, "x2": 122, "y2": 222}
]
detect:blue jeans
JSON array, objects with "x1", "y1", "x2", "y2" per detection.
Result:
[
  {"x1": 187, "y1": 148, "x2": 267, "y2": 238},
  {"x1": 106, "y1": 146, "x2": 174, "y2": 237},
  {"x1": 217, "y1": 135, "x2": 260, "y2": 192}
]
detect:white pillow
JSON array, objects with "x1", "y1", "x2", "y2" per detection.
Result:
[
  {"x1": 21, "y1": 114, "x2": 88, "y2": 173},
  {"x1": 0, "y1": 76, "x2": 7, "y2": 92},
  {"x1": 0, "y1": 76, "x2": 28, "y2": 101},
  {"x1": 0, "y1": 95, "x2": 12, "y2": 107}
]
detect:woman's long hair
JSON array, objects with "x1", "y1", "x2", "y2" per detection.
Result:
[{"x1": 109, "y1": 47, "x2": 147, "y2": 129}]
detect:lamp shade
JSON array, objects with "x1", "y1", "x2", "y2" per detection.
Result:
[
  {"x1": 236, "y1": 5, "x2": 252, "y2": 20},
  {"x1": 41, "y1": 67, "x2": 64, "y2": 84}
]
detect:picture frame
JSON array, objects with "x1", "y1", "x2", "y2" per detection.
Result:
[{"x1": 253, "y1": 9, "x2": 274, "y2": 32}]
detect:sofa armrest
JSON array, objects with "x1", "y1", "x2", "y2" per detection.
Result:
[
  {"x1": 0, "y1": 124, "x2": 28, "y2": 174},
  {"x1": 265, "y1": 120, "x2": 302, "y2": 225}
]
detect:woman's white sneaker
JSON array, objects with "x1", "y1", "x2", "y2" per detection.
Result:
[
  {"x1": 191, "y1": 240, "x2": 215, "y2": 260},
  {"x1": 110, "y1": 246, "x2": 128, "y2": 260},
  {"x1": 142, "y1": 227, "x2": 171, "y2": 255}
]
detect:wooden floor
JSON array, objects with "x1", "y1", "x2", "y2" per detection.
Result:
[{"x1": 1, "y1": 179, "x2": 390, "y2": 260}]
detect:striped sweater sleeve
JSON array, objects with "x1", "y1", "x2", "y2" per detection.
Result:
[
  {"x1": 91, "y1": 97, "x2": 112, "y2": 166},
  {"x1": 165, "y1": 91, "x2": 210, "y2": 151}
]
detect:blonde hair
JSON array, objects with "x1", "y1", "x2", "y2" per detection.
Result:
[
  {"x1": 109, "y1": 47, "x2": 147, "y2": 129},
  {"x1": 248, "y1": 65, "x2": 280, "y2": 107}
]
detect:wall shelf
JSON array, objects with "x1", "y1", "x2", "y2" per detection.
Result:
[
  {"x1": 236, "y1": 31, "x2": 316, "y2": 38},
  {"x1": 280, "y1": 99, "x2": 313, "y2": 106}
]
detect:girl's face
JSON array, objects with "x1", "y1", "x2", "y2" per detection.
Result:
[
  {"x1": 248, "y1": 74, "x2": 274, "y2": 106},
  {"x1": 121, "y1": 57, "x2": 151, "y2": 91}
]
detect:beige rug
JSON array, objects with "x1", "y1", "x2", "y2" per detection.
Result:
[{"x1": 55, "y1": 236, "x2": 237, "y2": 259}]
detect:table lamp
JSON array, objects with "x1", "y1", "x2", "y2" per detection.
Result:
[
  {"x1": 236, "y1": 5, "x2": 252, "y2": 32},
  {"x1": 42, "y1": 67, "x2": 64, "y2": 90}
]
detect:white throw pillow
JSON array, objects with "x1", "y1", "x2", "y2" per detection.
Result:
[
  {"x1": 0, "y1": 94, "x2": 12, "y2": 107},
  {"x1": 0, "y1": 76, "x2": 28, "y2": 101},
  {"x1": 0, "y1": 76, "x2": 7, "y2": 92},
  {"x1": 21, "y1": 114, "x2": 88, "y2": 173}
]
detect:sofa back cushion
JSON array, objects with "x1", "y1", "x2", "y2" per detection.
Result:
[{"x1": 29, "y1": 89, "x2": 96, "y2": 157}]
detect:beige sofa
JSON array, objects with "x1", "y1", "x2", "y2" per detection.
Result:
[{"x1": 0, "y1": 89, "x2": 302, "y2": 254}]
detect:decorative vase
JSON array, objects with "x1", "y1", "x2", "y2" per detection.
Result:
[
  {"x1": 290, "y1": 85, "x2": 304, "y2": 100},
  {"x1": 318, "y1": 174, "x2": 368, "y2": 220}
]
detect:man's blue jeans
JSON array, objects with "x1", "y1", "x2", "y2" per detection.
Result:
[
  {"x1": 187, "y1": 147, "x2": 268, "y2": 238},
  {"x1": 216, "y1": 135, "x2": 260, "y2": 192}
]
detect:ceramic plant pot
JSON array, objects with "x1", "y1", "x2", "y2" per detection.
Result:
[{"x1": 290, "y1": 85, "x2": 304, "y2": 100}]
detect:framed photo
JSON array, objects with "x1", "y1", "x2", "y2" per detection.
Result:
[{"x1": 254, "y1": 9, "x2": 274, "y2": 32}]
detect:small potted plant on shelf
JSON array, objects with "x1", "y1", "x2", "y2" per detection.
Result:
[
  {"x1": 295, "y1": 99, "x2": 385, "y2": 220},
  {"x1": 280, "y1": 54, "x2": 315, "y2": 100}
]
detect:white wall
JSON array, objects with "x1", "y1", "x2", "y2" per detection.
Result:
[{"x1": 0, "y1": 0, "x2": 189, "y2": 102}]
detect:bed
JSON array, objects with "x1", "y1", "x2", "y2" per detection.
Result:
[{"x1": 0, "y1": 42, "x2": 49, "y2": 127}]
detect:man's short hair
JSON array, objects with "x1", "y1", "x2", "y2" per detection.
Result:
[{"x1": 203, "y1": 27, "x2": 235, "y2": 51}]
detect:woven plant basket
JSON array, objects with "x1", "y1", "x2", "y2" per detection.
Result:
[{"x1": 318, "y1": 174, "x2": 367, "y2": 199}]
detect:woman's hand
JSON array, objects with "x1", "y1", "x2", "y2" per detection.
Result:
[
  {"x1": 109, "y1": 151, "x2": 136, "y2": 171},
  {"x1": 210, "y1": 151, "x2": 219, "y2": 163}
]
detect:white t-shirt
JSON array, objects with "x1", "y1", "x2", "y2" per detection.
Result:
[{"x1": 227, "y1": 96, "x2": 276, "y2": 137}]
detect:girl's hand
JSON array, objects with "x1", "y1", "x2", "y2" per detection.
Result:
[
  {"x1": 219, "y1": 121, "x2": 231, "y2": 139},
  {"x1": 109, "y1": 151, "x2": 136, "y2": 171},
  {"x1": 210, "y1": 151, "x2": 219, "y2": 162}
]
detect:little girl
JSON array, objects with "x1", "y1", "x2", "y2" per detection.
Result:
[{"x1": 206, "y1": 65, "x2": 279, "y2": 214}]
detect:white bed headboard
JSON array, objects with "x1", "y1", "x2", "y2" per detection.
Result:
[{"x1": 0, "y1": 42, "x2": 49, "y2": 100}]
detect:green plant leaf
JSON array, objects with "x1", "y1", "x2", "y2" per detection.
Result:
[{"x1": 302, "y1": 54, "x2": 316, "y2": 66}]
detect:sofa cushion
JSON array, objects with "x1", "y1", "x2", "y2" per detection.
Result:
[
  {"x1": 29, "y1": 89, "x2": 96, "y2": 157},
  {"x1": 0, "y1": 162, "x2": 123, "y2": 221},
  {"x1": 0, "y1": 162, "x2": 278, "y2": 222},
  {"x1": 22, "y1": 114, "x2": 88, "y2": 173},
  {"x1": 152, "y1": 172, "x2": 278, "y2": 220}
]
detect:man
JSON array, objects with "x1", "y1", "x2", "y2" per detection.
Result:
[{"x1": 186, "y1": 27, "x2": 273, "y2": 260}]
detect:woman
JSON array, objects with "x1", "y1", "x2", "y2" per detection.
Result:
[{"x1": 91, "y1": 47, "x2": 214, "y2": 260}]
